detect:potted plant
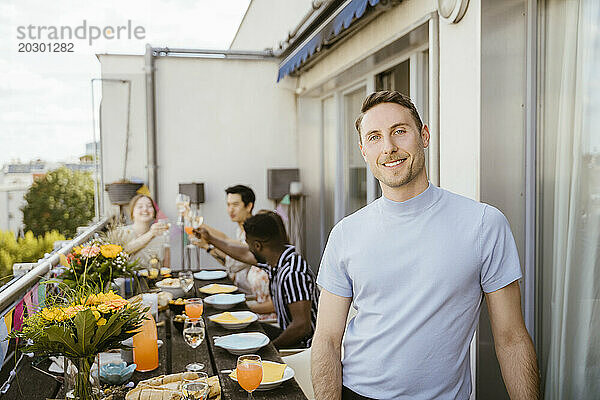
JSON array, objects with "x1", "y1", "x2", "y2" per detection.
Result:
[{"x1": 105, "y1": 180, "x2": 143, "y2": 205}]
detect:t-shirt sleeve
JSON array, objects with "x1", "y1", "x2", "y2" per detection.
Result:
[
  {"x1": 317, "y1": 222, "x2": 353, "y2": 298},
  {"x1": 479, "y1": 205, "x2": 523, "y2": 293},
  {"x1": 282, "y1": 269, "x2": 314, "y2": 304}
]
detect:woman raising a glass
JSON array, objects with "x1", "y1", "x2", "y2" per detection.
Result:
[{"x1": 119, "y1": 194, "x2": 169, "y2": 265}]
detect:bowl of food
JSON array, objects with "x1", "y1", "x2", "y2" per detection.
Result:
[
  {"x1": 156, "y1": 278, "x2": 185, "y2": 298},
  {"x1": 208, "y1": 311, "x2": 258, "y2": 330},
  {"x1": 168, "y1": 297, "x2": 185, "y2": 315},
  {"x1": 199, "y1": 283, "x2": 237, "y2": 295},
  {"x1": 173, "y1": 314, "x2": 186, "y2": 333}
]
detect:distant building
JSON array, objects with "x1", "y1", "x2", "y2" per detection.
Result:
[{"x1": 85, "y1": 141, "x2": 99, "y2": 158}]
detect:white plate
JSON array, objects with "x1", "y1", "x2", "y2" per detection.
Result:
[
  {"x1": 194, "y1": 270, "x2": 227, "y2": 280},
  {"x1": 204, "y1": 293, "x2": 246, "y2": 310},
  {"x1": 229, "y1": 361, "x2": 295, "y2": 391},
  {"x1": 208, "y1": 311, "x2": 258, "y2": 330},
  {"x1": 214, "y1": 332, "x2": 269, "y2": 355}
]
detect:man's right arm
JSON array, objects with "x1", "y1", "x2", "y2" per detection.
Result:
[
  {"x1": 193, "y1": 227, "x2": 257, "y2": 265},
  {"x1": 311, "y1": 289, "x2": 352, "y2": 400}
]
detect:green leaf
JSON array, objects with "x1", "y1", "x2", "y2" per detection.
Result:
[
  {"x1": 73, "y1": 309, "x2": 97, "y2": 355},
  {"x1": 91, "y1": 311, "x2": 125, "y2": 349},
  {"x1": 46, "y1": 325, "x2": 80, "y2": 357}
]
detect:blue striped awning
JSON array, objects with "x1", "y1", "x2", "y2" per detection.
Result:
[{"x1": 277, "y1": 0, "x2": 381, "y2": 82}]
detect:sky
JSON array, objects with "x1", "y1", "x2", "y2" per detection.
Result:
[{"x1": 0, "y1": 0, "x2": 250, "y2": 166}]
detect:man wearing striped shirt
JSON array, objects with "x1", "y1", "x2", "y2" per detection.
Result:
[{"x1": 196, "y1": 212, "x2": 319, "y2": 348}]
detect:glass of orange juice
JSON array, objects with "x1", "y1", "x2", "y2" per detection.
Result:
[
  {"x1": 185, "y1": 298, "x2": 203, "y2": 320},
  {"x1": 236, "y1": 355, "x2": 263, "y2": 399}
]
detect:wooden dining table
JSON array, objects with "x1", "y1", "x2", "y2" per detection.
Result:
[
  {"x1": 129, "y1": 274, "x2": 308, "y2": 400},
  {"x1": 6, "y1": 273, "x2": 308, "y2": 399}
]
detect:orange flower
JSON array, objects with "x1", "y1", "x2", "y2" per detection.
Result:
[
  {"x1": 83, "y1": 294, "x2": 100, "y2": 306},
  {"x1": 82, "y1": 291, "x2": 128, "y2": 312},
  {"x1": 62, "y1": 305, "x2": 87, "y2": 319}
]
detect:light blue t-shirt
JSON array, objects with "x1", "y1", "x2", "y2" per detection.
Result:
[{"x1": 317, "y1": 183, "x2": 522, "y2": 399}]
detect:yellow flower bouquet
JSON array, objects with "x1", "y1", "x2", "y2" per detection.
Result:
[
  {"x1": 10, "y1": 288, "x2": 147, "y2": 399},
  {"x1": 60, "y1": 239, "x2": 138, "y2": 290}
]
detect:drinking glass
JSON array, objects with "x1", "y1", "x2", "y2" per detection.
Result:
[
  {"x1": 185, "y1": 298, "x2": 203, "y2": 320},
  {"x1": 183, "y1": 317, "x2": 205, "y2": 371},
  {"x1": 182, "y1": 371, "x2": 208, "y2": 384},
  {"x1": 191, "y1": 210, "x2": 204, "y2": 229},
  {"x1": 236, "y1": 355, "x2": 263, "y2": 399},
  {"x1": 157, "y1": 218, "x2": 170, "y2": 237},
  {"x1": 179, "y1": 271, "x2": 194, "y2": 295},
  {"x1": 181, "y1": 381, "x2": 210, "y2": 400},
  {"x1": 176, "y1": 194, "x2": 190, "y2": 214}
]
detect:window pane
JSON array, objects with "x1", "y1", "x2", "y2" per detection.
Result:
[
  {"x1": 345, "y1": 87, "x2": 367, "y2": 215},
  {"x1": 322, "y1": 96, "x2": 336, "y2": 244}
]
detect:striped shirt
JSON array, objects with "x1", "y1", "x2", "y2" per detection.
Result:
[{"x1": 260, "y1": 246, "x2": 319, "y2": 346}]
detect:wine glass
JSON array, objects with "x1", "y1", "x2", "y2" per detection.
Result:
[
  {"x1": 236, "y1": 355, "x2": 263, "y2": 399},
  {"x1": 176, "y1": 194, "x2": 190, "y2": 215},
  {"x1": 182, "y1": 371, "x2": 208, "y2": 384},
  {"x1": 157, "y1": 218, "x2": 170, "y2": 237},
  {"x1": 191, "y1": 210, "x2": 204, "y2": 229},
  {"x1": 185, "y1": 298, "x2": 203, "y2": 320},
  {"x1": 181, "y1": 381, "x2": 210, "y2": 400},
  {"x1": 179, "y1": 271, "x2": 194, "y2": 295},
  {"x1": 183, "y1": 317, "x2": 205, "y2": 372}
]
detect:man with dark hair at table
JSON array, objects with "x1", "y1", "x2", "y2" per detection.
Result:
[
  {"x1": 196, "y1": 211, "x2": 319, "y2": 349},
  {"x1": 194, "y1": 185, "x2": 276, "y2": 318},
  {"x1": 196, "y1": 184, "x2": 255, "y2": 290},
  {"x1": 312, "y1": 91, "x2": 539, "y2": 400}
]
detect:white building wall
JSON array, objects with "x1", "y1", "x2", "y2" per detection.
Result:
[
  {"x1": 0, "y1": 187, "x2": 28, "y2": 233},
  {"x1": 229, "y1": 0, "x2": 313, "y2": 51},
  {"x1": 153, "y1": 56, "x2": 297, "y2": 239},
  {"x1": 98, "y1": 54, "x2": 297, "y2": 265},
  {"x1": 438, "y1": 0, "x2": 481, "y2": 200}
]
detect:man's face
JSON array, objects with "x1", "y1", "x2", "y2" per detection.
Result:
[
  {"x1": 359, "y1": 103, "x2": 429, "y2": 191},
  {"x1": 226, "y1": 193, "x2": 253, "y2": 223},
  {"x1": 245, "y1": 236, "x2": 267, "y2": 264}
]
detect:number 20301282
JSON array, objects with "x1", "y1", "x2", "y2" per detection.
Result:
[{"x1": 18, "y1": 42, "x2": 74, "y2": 52}]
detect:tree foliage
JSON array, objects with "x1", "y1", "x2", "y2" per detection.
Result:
[
  {"x1": 0, "y1": 230, "x2": 65, "y2": 279},
  {"x1": 22, "y1": 167, "x2": 95, "y2": 238}
]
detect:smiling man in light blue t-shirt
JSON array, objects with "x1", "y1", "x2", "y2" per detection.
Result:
[{"x1": 311, "y1": 91, "x2": 540, "y2": 400}]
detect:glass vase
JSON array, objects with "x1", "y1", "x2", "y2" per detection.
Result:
[{"x1": 64, "y1": 355, "x2": 100, "y2": 400}]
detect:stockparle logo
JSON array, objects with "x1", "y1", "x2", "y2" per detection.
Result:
[{"x1": 16, "y1": 20, "x2": 146, "y2": 53}]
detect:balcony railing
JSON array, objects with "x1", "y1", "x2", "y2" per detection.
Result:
[
  {"x1": 0, "y1": 217, "x2": 109, "y2": 320},
  {"x1": 0, "y1": 217, "x2": 109, "y2": 396}
]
